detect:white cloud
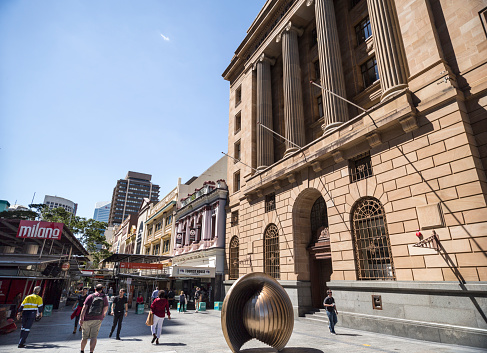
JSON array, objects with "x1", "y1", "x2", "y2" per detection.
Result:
[{"x1": 160, "y1": 34, "x2": 170, "y2": 41}]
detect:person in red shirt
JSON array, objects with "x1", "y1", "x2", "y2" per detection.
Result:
[
  {"x1": 135, "y1": 293, "x2": 144, "y2": 313},
  {"x1": 150, "y1": 291, "x2": 171, "y2": 345}
]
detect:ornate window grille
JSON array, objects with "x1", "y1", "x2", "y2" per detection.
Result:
[
  {"x1": 229, "y1": 236, "x2": 239, "y2": 280},
  {"x1": 310, "y1": 196, "x2": 328, "y2": 244},
  {"x1": 264, "y1": 224, "x2": 280, "y2": 279},
  {"x1": 352, "y1": 198, "x2": 395, "y2": 280},
  {"x1": 349, "y1": 152, "x2": 373, "y2": 183},
  {"x1": 265, "y1": 193, "x2": 276, "y2": 213}
]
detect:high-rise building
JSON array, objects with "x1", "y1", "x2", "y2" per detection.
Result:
[
  {"x1": 93, "y1": 201, "x2": 111, "y2": 223},
  {"x1": 108, "y1": 171, "x2": 160, "y2": 226},
  {"x1": 43, "y1": 195, "x2": 77, "y2": 215},
  {"x1": 223, "y1": 0, "x2": 487, "y2": 348}
]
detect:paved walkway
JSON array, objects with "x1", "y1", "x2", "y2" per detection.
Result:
[{"x1": 0, "y1": 306, "x2": 483, "y2": 353}]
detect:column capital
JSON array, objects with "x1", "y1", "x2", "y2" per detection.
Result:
[
  {"x1": 276, "y1": 21, "x2": 304, "y2": 43},
  {"x1": 252, "y1": 53, "x2": 276, "y2": 71}
]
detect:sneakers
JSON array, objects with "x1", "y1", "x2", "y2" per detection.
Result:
[
  {"x1": 116, "y1": 336, "x2": 120, "y2": 340},
  {"x1": 18, "y1": 344, "x2": 26, "y2": 348},
  {"x1": 151, "y1": 333, "x2": 157, "y2": 343}
]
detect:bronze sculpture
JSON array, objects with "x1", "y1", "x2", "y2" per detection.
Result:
[{"x1": 221, "y1": 272, "x2": 294, "y2": 352}]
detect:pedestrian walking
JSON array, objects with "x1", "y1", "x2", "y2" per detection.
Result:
[
  {"x1": 79, "y1": 284, "x2": 109, "y2": 353},
  {"x1": 194, "y1": 287, "x2": 202, "y2": 312},
  {"x1": 178, "y1": 291, "x2": 187, "y2": 312},
  {"x1": 167, "y1": 288, "x2": 175, "y2": 309},
  {"x1": 108, "y1": 287, "x2": 113, "y2": 297},
  {"x1": 150, "y1": 291, "x2": 171, "y2": 345},
  {"x1": 72, "y1": 288, "x2": 88, "y2": 334},
  {"x1": 16, "y1": 286, "x2": 43, "y2": 348},
  {"x1": 109, "y1": 289, "x2": 128, "y2": 340},
  {"x1": 151, "y1": 287, "x2": 159, "y2": 304},
  {"x1": 323, "y1": 289, "x2": 338, "y2": 334}
]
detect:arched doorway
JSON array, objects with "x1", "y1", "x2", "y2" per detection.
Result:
[
  {"x1": 292, "y1": 188, "x2": 332, "y2": 309},
  {"x1": 308, "y1": 196, "x2": 331, "y2": 308}
]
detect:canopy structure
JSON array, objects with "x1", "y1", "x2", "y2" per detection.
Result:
[{"x1": 101, "y1": 253, "x2": 171, "y2": 264}]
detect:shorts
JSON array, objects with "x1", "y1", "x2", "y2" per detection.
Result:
[{"x1": 81, "y1": 320, "x2": 103, "y2": 340}]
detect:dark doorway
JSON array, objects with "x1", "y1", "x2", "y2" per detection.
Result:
[{"x1": 307, "y1": 196, "x2": 332, "y2": 308}]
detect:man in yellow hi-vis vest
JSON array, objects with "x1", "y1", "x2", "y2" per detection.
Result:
[{"x1": 17, "y1": 286, "x2": 43, "y2": 348}]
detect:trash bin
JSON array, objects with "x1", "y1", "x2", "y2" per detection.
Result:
[
  {"x1": 198, "y1": 302, "x2": 206, "y2": 311},
  {"x1": 214, "y1": 301, "x2": 223, "y2": 311},
  {"x1": 136, "y1": 303, "x2": 144, "y2": 314},
  {"x1": 43, "y1": 304, "x2": 53, "y2": 317}
]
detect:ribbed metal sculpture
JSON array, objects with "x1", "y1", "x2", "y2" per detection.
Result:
[{"x1": 222, "y1": 272, "x2": 294, "y2": 352}]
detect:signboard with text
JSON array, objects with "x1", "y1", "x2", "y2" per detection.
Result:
[
  {"x1": 119, "y1": 262, "x2": 165, "y2": 270},
  {"x1": 174, "y1": 266, "x2": 215, "y2": 278},
  {"x1": 16, "y1": 220, "x2": 63, "y2": 240}
]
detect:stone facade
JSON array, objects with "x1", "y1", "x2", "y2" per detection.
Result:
[{"x1": 223, "y1": 0, "x2": 487, "y2": 348}]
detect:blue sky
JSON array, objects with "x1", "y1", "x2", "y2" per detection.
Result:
[{"x1": 0, "y1": 0, "x2": 266, "y2": 218}]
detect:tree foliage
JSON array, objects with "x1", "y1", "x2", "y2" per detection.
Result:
[{"x1": 2, "y1": 204, "x2": 111, "y2": 266}]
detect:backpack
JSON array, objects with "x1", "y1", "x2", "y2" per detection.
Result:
[{"x1": 87, "y1": 294, "x2": 104, "y2": 316}]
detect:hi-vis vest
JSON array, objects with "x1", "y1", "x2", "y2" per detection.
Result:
[{"x1": 20, "y1": 294, "x2": 43, "y2": 312}]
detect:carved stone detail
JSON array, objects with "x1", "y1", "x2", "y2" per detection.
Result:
[
  {"x1": 287, "y1": 173, "x2": 296, "y2": 184},
  {"x1": 311, "y1": 161, "x2": 322, "y2": 172},
  {"x1": 366, "y1": 132, "x2": 382, "y2": 148},
  {"x1": 273, "y1": 180, "x2": 282, "y2": 190},
  {"x1": 399, "y1": 115, "x2": 418, "y2": 133},
  {"x1": 332, "y1": 150, "x2": 344, "y2": 164}
]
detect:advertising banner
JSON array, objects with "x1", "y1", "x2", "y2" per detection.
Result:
[
  {"x1": 16, "y1": 220, "x2": 63, "y2": 240},
  {"x1": 119, "y1": 262, "x2": 165, "y2": 270}
]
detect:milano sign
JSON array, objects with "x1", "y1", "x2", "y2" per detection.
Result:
[{"x1": 16, "y1": 220, "x2": 64, "y2": 240}]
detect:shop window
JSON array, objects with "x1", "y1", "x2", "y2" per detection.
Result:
[
  {"x1": 352, "y1": 197, "x2": 395, "y2": 280},
  {"x1": 265, "y1": 193, "x2": 276, "y2": 213},
  {"x1": 349, "y1": 152, "x2": 373, "y2": 183},
  {"x1": 264, "y1": 224, "x2": 280, "y2": 279},
  {"x1": 361, "y1": 57, "x2": 379, "y2": 88},
  {"x1": 229, "y1": 236, "x2": 239, "y2": 280}
]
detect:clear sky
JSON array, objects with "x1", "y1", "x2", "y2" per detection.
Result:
[{"x1": 0, "y1": 0, "x2": 266, "y2": 218}]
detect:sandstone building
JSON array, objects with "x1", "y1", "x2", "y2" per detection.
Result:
[{"x1": 223, "y1": 0, "x2": 487, "y2": 347}]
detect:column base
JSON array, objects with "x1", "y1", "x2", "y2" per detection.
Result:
[
  {"x1": 380, "y1": 84, "x2": 408, "y2": 102},
  {"x1": 256, "y1": 165, "x2": 269, "y2": 173},
  {"x1": 284, "y1": 147, "x2": 300, "y2": 158},
  {"x1": 322, "y1": 121, "x2": 343, "y2": 134}
]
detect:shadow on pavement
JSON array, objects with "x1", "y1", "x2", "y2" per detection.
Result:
[
  {"x1": 242, "y1": 348, "x2": 324, "y2": 353},
  {"x1": 157, "y1": 343, "x2": 187, "y2": 346},
  {"x1": 119, "y1": 338, "x2": 142, "y2": 341},
  {"x1": 24, "y1": 344, "x2": 69, "y2": 349},
  {"x1": 335, "y1": 333, "x2": 361, "y2": 337}
]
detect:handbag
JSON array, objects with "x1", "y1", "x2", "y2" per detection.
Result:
[{"x1": 145, "y1": 311, "x2": 154, "y2": 326}]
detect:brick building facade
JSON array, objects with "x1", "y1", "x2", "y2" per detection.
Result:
[{"x1": 223, "y1": 0, "x2": 487, "y2": 347}]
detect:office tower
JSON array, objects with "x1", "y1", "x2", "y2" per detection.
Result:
[
  {"x1": 93, "y1": 201, "x2": 111, "y2": 223},
  {"x1": 108, "y1": 171, "x2": 159, "y2": 226},
  {"x1": 43, "y1": 195, "x2": 77, "y2": 215}
]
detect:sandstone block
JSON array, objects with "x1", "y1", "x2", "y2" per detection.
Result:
[
  {"x1": 456, "y1": 252, "x2": 487, "y2": 267},
  {"x1": 393, "y1": 255, "x2": 426, "y2": 269},
  {"x1": 412, "y1": 268, "x2": 444, "y2": 281}
]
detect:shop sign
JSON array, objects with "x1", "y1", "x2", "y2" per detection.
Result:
[
  {"x1": 174, "y1": 266, "x2": 215, "y2": 278},
  {"x1": 17, "y1": 220, "x2": 63, "y2": 240},
  {"x1": 119, "y1": 262, "x2": 164, "y2": 270},
  {"x1": 61, "y1": 262, "x2": 70, "y2": 271}
]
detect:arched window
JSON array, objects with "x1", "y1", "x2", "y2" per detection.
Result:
[
  {"x1": 264, "y1": 224, "x2": 280, "y2": 279},
  {"x1": 352, "y1": 197, "x2": 395, "y2": 280},
  {"x1": 229, "y1": 236, "x2": 239, "y2": 280},
  {"x1": 310, "y1": 196, "x2": 328, "y2": 244}
]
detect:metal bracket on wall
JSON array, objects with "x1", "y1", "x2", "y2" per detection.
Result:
[{"x1": 413, "y1": 230, "x2": 440, "y2": 252}]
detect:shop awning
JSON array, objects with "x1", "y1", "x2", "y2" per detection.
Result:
[{"x1": 101, "y1": 253, "x2": 171, "y2": 264}]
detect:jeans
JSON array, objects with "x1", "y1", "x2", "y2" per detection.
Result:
[
  {"x1": 19, "y1": 310, "x2": 36, "y2": 345},
  {"x1": 326, "y1": 310, "x2": 337, "y2": 333}
]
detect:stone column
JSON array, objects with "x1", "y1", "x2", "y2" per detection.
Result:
[
  {"x1": 367, "y1": 0, "x2": 408, "y2": 100},
  {"x1": 311, "y1": 0, "x2": 349, "y2": 132},
  {"x1": 254, "y1": 53, "x2": 275, "y2": 171},
  {"x1": 277, "y1": 22, "x2": 305, "y2": 157}
]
